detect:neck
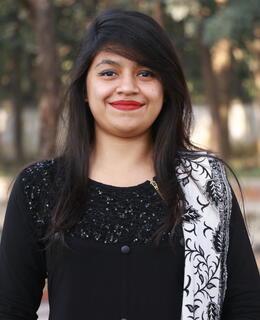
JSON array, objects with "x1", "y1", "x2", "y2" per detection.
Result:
[{"x1": 89, "y1": 130, "x2": 155, "y2": 185}]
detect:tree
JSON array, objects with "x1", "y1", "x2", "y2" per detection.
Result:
[
  {"x1": 0, "y1": 0, "x2": 29, "y2": 163},
  {"x1": 205, "y1": 0, "x2": 233, "y2": 158},
  {"x1": 12, "y1": 8, "x2": 25, "y2": 163},
  {"x1": 1, "y1": 0, "x2": 258, "y2": 163},
  {"x1": 166, "y1": 0, "x2": 260, "y2": 160},
  {"x1": 204, "y1": 0, "x2": 260, "y2": 162},
  {"x1": 20, "y1": 0, "x2": 62, "y2": 158},
  {"x1": 248, "y1": 29, "x2": 260, "y2": 165}
]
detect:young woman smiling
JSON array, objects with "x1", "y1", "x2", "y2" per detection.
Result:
[
  {"x1": 0, "y1": 9, "x2": 259, "y2": 320},
  {"x1": 87, "y1": 51, "x2": 164, "y2": 186}
]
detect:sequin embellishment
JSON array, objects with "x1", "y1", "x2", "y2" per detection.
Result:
[
  {"x1": 69, "y1": 179, "x2": 170, "y2": 244},
  {"x1": 20, "y1": 160, "x2": 170, "y2": 244},
  {"x1": 20, "y1": 159, "x2": 57, "y2": 239}
]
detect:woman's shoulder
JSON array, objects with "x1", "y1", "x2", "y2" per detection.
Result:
[
  {"x1": 15, "y1": 158, "x2": 61, "y2": 217},
  {"x1": 17, "y1": 157, "x2": 62, "y2": 201},
  {"x1": 176, "y1": 149, "x2": 224, "y2": 175},
  {"x1": 6, "y1": 159, "x2": 62, "y2": 240},
  {"x1": 19, "y1": 158, "x2": 59, "y2": 182},
  {"x1": 177, "y1": 150, "x2": 233, "y2": 214},
  {"x1": 177, "y1": 149, "x2": 217, "y2": 160},
  {"x1": 16, "y1": 157, "x2": 65, "y2": 193},
  {"x1": 176, "y1": 149, "x2": 231, "y2": 203}
]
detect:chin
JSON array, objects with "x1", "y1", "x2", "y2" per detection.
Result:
[{"x1": 113, "y1": 127, "x2": 148, "y2": 138}]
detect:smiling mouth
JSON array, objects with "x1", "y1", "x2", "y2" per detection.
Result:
[{"x1": 109, "y1": 100, "x2": 145, "y2": 111}]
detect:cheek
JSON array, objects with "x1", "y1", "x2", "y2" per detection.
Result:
[
  {"x1": 86, "y1": 83, "x2": 114, "y2": 119},
  {"x1": 88, "y1": 83, "x2": 115, "y2": 103},
  {"x1": 149, "y1": 85, "x2": 164, "y2": 118},
  {"x1": 146, "y1": 84, "x2": 164, "y2": 105},
  {"x1": 146, "y1": 80, "x2": 163, "y2": 96}
]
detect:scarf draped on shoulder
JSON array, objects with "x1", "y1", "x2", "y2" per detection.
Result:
[{"x1": 177, "y1": 152, "x2": 232, "y2": 320}]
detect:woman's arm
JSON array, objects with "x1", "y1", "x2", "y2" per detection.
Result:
[
  {"x1": 222, "y1": 190, "x2": 260, "y2": 319},
  {"x1": 0, "y1": 174, "x2": 47, "y2": 319}
]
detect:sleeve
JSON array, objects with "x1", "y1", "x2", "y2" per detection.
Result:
[
  {"x1": 0, "y1": 173, "x2": 47, "y2": 320},
  {"x1": 222, "y1": 189, "x2": 260, "y2": 319}
]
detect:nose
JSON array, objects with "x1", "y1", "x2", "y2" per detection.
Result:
[{"x1": 116, "y1": 73, "x2": 139, "y2": 95}]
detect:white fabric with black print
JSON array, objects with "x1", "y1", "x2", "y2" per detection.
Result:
[{"x1": 178, "y1": 152, "x2": 232, "y2": 320}]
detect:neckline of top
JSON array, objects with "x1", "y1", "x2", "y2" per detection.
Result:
[{"x1": 88, "y1": 176, "x2": 157, "y2": 190}]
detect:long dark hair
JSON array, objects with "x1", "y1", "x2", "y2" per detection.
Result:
[{"x1": 49, "y1": 9, "x2": 200, "y2": 245}]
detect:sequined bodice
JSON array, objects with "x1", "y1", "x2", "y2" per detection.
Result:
[
  {"x1": 21, "y1": 159, "x2": 170, "y2": 245},
  {"x1": 69, "y1": 178, "x2": 170, "y2": 244}
]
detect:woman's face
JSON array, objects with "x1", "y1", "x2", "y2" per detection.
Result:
[{"x1": 86, "y1": 50, "x2": 164, "y2": 138}]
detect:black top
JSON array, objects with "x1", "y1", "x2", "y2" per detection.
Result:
[{"x1": 0, "y1": 159, "x2": 259, "y2": 320}]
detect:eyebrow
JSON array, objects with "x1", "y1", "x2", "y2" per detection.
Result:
[{"x1": 95, "y1": 59, "x2": 121, "y2": 68}]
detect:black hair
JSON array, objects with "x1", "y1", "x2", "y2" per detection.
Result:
[{"x1": 48, "y1": 8, "x2": 202, "y2": 245}]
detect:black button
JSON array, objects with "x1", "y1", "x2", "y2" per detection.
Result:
[
  {"x1": 121, "y1": 245, "x2": 130, "y2": 254},
  {"x1": 179, "y1": 237, "x2": 184, "y2": 247},
  {"x1": 121, "y1": 318, "x2": 127, "y2": 320},
  {"x1": 53, "y1": 232, "x2": 60, "y2": 241}
]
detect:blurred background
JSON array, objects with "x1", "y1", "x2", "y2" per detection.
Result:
[{"x1": 0, "y1": 0, "x2": 260, "y2": 318}]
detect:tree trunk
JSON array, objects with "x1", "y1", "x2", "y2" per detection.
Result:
[
  {"x1": 98, "y1": 0, "x2": 115, "y2": 10},
  {"x1": 12, "y1": 51, "x2": 24, "y2": 163},
  {"x1": 152, "y1": 1, "x2": 163, "y2": 26},
  {"x1": 247, "y1": 30, "x2": 260, "y2": 166},
  {"x1": 12, "y1": 12, "x2": 25, "y2": 163},
  {"x1": 211, "y1": 38, "x2": 233, "y2": 159},
  {"x1": 20, "y1": 0, "x2": 61, "y2": 158},
  {"x1": 196, "y1": 22, "x2": 231, "y2": 158},
  {"x1": 197, "y1": 38, "x2": 223, "y2": 154}
]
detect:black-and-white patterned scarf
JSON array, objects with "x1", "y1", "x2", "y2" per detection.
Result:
[{"x1": 177, "y1": 153, "x2": 232, "y2": 320}]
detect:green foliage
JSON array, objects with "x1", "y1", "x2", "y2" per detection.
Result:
[
  {"x1": 204, "y1": 0, "x2": 260, "y2": 46},
  {"x1": 0, "y1": 0, "x2": 36, "y2": 102},
  {"x1": 165, "y1": 0, "x2": 260, "y2": 102},
  {"x1": 0, "y1": 0, "x2": 259, "y2": 106}
]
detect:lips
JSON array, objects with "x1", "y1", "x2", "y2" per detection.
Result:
[{"x1": 109, "y1": 100, "x2": 144, "y2": 111}]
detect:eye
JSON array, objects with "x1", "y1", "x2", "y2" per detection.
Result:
[
  {"x1": 98, "y1": 70, "x2": 117, "y2": 77},
  {"x1": 138, "y1": 70, "x2": 155, "y2": 78}
]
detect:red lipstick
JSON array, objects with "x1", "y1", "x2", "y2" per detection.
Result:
[{"x1": 109, "y1": 100, "x2": 144, "y2": 111}]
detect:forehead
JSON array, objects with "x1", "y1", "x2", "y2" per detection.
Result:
[{"x1": 91, "y1": 50, "x2": 141, "y2": 69}]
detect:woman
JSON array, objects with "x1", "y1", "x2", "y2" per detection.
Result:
[{"x1": 0, "y1": 9, "x2": 259, "y2": 320}]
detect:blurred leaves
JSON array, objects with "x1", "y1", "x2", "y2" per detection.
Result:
[
  {"x1": 203, "y1": 0, "x2": 260, "y2": 46},
  {"x1": 1, "y1": 0, "x2": 259, "y2": 104},
  {"x1": 0, "y1": 0, "x2": 35, "y2": 101},
  {"x1": 0, "y1": 0, "x2": 259, "y2": 161}
]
